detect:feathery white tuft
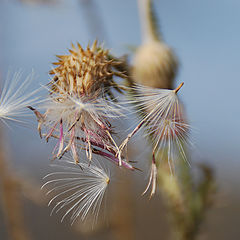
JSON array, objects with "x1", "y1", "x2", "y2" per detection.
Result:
[
  {"x1": 30, "y1": 83, "x2": 127, "y2": 166},
  {"x1": 119, "y1": 83, "x2": 190, "y2": 196},
  {"x1": 42, "y1": 84, "x2": 125, "y2": 126},
  {"x1": 42, "y1": 160, "x2": 110, "y2": 225},
  {"x1": 122, "y1": 83, "x2": 190, "y2": 166},
  {"x1": 0, "y1": 70, "x2": 40, "y2": 125}
]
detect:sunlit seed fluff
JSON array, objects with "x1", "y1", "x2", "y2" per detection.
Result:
[
  {"x1": 0, "y1": 70, "x2": 39, "y2": 125},
  {"x1": 29, "y1": 41, "x2": 127, "y2": 166},
  {"x1": 49, "y1": 40, "x2": 124, "y2": 97},
  {"x1": 132, "y1": 41, "x2": 178, "y2": 89},
  {"x1": 42, "y1": 160, "x2": 110, "y2": 225},
  {"x1": 30, "y1": 84, "x2": 126, "y2": 165},
  {"x1": 119, "y1": 83, "x2": 190, "y2": 196},
  {"x1": 128, "y1": 82, "x2": 189, "y2": 163}
]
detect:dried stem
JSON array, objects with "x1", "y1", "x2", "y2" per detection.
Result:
[
  {"x1": 110, "y1": 171, "x2": 135, "y2": 240},
  {"x1": 0, "y1": 127, "x2": 31, "y2": 240},
  {"x1": 138, "y1": 0, "x2": 160, "y2": 42}
]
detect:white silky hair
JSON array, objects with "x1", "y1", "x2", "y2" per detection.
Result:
[
  {"x1": 42, "y1": 159, "x2": 110, "y2": 225},
  {"x1": 0, "y1": 70, "x2": 41, "y2": 125},
  {"x1": 40, "y1": 83, "x2": 127, "y2": 126},
  {"x1": 128, "y1": 83, "x2": 191, "y2": 171}
]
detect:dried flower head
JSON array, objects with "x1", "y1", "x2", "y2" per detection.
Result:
[
  {"x1": 42, "y1": 160, "x2": 110, "y2": 225},
  {"x1": 0, "y1": 70, "x2": 39, "y2": 126},
  {"x1": 119, "y1": 82, "x2": 190, "y2": 196},
  {"x1": 30, "y1": 87, "x2": 127, "y2": 164},
  {"x1": 132, "y1": 41, "x2": 178, "y2": 89},
  {"x1": 49, "y1": 40, "x2": 124, "y2": 98},
  {"x1": 30, "y1": 42, "x2": 134, "y2": 169}
]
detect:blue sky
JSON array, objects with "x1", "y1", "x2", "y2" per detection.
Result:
[{"x1": 0, "y1": 0, "x2": 239, "y2": 185}]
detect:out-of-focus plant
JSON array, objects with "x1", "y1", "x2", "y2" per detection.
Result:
[
  {"x1": 0, "y1": 146, "x2": 31, "y2": 240},
  {"x1": 78, "y1": 0, "x2": 109, "y2": 43},
  {"x1": 0, "y1": 1, "x2": 215, "y2": 239},
  {"x1": 108, "y1": 0, "x2": 215, "y2": 239},
  {"x1": 18, "y1": 0, "x2": 58, "y2": 5},
  {"x1": 133, "y1": 0, "x2": 178, "y2": 89},
  {"x1": 0, "y1": 71, "x2": 41, "y2": 240}
]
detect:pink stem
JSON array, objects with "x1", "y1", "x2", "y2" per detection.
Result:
[
  {"x1": 79, "y1": 137, "x2": 116, "y2": 155},
  {"x1": 92, "y1": 149, "x2": 134, "y2": 170},
  {"x1": 57, "y1": 119, "x2": 64, "y2": 157},
  {"x1": 71, "y1": 127, "x2": 79, "y2": 163},
  {"x1": 46, "y1": 122, "x2": 58, "y2": 142}
]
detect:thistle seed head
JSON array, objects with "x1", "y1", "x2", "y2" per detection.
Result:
[
  {"x1": 29, "y1": 41, "x2": 131, "y2": 166},
  {"x1": 49, "y1": 40, "x2": 122, "y2": 98}
]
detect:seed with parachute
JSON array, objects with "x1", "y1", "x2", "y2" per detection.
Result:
[{"x1": 42, "y1": 160, "x2": 110, "y2": 224}]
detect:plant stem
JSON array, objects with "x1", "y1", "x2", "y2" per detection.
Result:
[{"x1": 0, "y1": 127, "x2": 31, "y2": 240}]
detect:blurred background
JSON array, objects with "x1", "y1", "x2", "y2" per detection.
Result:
[{"x1": 0, "y1": 0, "x2": 239, "y2": 239}]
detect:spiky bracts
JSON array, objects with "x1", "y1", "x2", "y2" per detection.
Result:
[
  {"x1": 49, "y1": 40, "x2": 124, "y2": 99},
  {"x1": 30, "y1": 41, "x2": 134, "y2": 170}
]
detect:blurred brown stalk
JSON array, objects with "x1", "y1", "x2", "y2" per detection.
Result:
[{"x1": 0, "y1": 128, "x2": 31, "y2": 240}]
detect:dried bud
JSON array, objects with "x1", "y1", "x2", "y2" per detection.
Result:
[{"x1": 132, "y1": 40, "x2": 178, "y2": 89}]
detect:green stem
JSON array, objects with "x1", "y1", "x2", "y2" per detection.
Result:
[{"x1": 138, "y1": 0, "x2": 160, "y2": 42}]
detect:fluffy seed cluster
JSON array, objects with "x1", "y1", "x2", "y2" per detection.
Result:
[
  {"x1": 30, "y1": 42, "x2": 132, "y2": 169},
  {"x1": 133, "y1": 83, "x2": 189, "y2": 163},
  {"x1": 119, "y1": 82, "x2": 190, "y2": 196}
]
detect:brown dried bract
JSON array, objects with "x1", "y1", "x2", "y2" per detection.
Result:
[{"x1": 49, "y1": 40, "x2": 124, "y2": 98}]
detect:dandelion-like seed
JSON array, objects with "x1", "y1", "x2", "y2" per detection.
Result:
[
  {"x1": 30, "y1": 41, "x2": 134, "y2": 169},
  {"x1": 119, "y1": 82, "x2": 190, "y2": 196},
  {"x1": 42, "y1": 160, "x2": 110, "y2": 224},
  {"x1": 0, "y1": 70, "x2": 39, "y2": 126}
]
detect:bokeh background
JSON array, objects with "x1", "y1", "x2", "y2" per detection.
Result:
[{"x1": 0, "y1": 0, "x2": 239, "y2": 239}]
